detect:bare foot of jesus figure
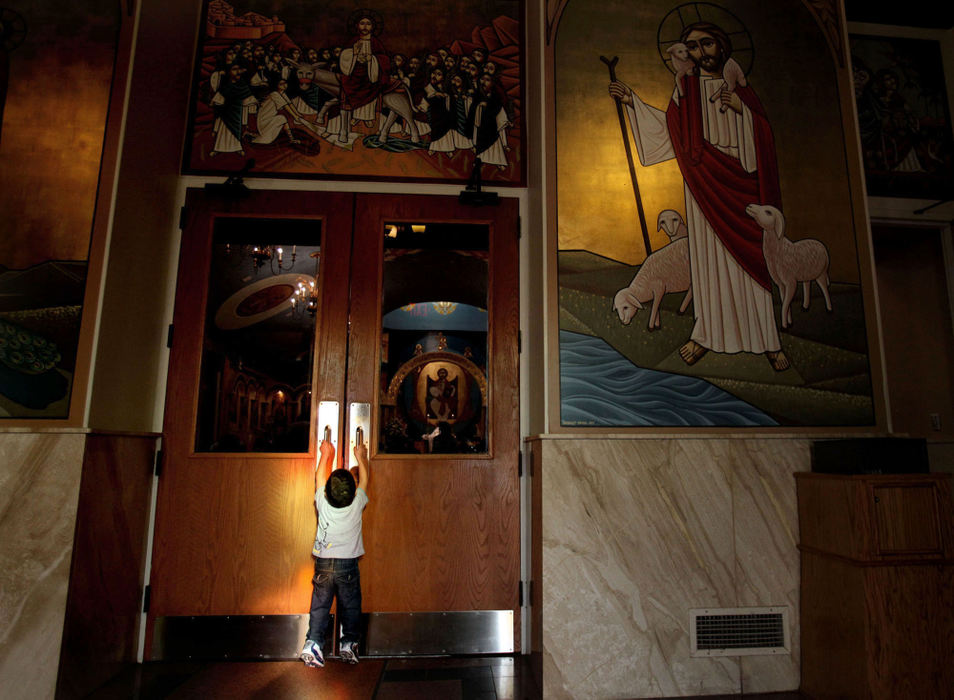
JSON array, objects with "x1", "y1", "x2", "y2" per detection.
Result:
[
  {"x1": 766, "y1": 350, "x2": 791, "y2": 372},
  {"x1": 679, "y1": 340, "x2": 708, "y2": 365}
]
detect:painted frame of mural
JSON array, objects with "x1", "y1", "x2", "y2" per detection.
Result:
[
  {"x1": 849, "y1": 30, "x2": 954, "y2": 201},
  {"x1": 0, "y1": 1, "x2": 132, "y2": 422},
  {"x1": 182, "y1": 0, "x2": 525, "y2": 186},
  {"x1": 546, "y1": 0, "x2": 886, "y2": 430}
]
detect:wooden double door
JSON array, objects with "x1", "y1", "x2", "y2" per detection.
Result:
[{"x1": 148, "y1": 189, "x2": 520, "y2": 656}]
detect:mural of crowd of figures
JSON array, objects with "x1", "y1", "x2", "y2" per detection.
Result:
[
  {"x1": 849, "y1": 32, "x2": 954, "y2": 201},
  {"x1": 0, "y1": 1, "x2": 122, "y2": 419},
  {"x1": 184, "y1": 0, "x2": 523, "y2": 184},
  {"x1": 554, "y1": 0, "x2": 877, "y2": 428}
]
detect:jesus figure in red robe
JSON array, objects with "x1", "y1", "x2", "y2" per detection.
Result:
[
  {"x1": 609, "y1": 22, "x2": 790, "y2": 371},
  {"x1": 337, "y1": 11, "x2": 403, "y2": 144}
]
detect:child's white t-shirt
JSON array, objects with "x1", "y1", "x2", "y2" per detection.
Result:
[{"x1": 313, "y1": 487, "x2": 368, "y2": 558}]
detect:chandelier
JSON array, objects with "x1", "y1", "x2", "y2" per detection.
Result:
[
  {"x1": 290, "y1": 251, "x2": 321, "y2": 317},
  {"x1": 224, "y1": 243, "x2": 298, "y2": 275}
]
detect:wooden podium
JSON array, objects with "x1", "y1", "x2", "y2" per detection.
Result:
[{"x1": 796, "y1": 473, "x2": 954, "y2": 699}]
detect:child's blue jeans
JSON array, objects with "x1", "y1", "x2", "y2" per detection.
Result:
[{"x1": 306, "y1": 557, "x2": 362, "y2": 648}]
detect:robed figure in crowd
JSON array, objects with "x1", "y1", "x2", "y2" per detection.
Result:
[
  {"x1": 337, "y1": 10, "x2": 406, "y2": 143},
  {"x1": 210, "y1": 62, "x2": 257, "y2": 156}
]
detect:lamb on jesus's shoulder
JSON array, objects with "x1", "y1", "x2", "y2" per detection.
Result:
[
  {"x1": 708, "y1": 56, "x2": 747, "y2": 112},
  {"x1": 667, "y1": 42, "x2": 695, "y2": 98}
]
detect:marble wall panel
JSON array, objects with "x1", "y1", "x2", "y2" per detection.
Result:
[
  {"x1": 536, "y1": 437, "x2": 812, "y2": 699},
  {"x1": 0, "y1": 431, "x2": 86, "y2": 700},
  {"x1": 729, "y1": 440, "x2": 805, "y2": 693}
]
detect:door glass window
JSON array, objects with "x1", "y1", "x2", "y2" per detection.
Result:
[
  {"x1": 194, "y1": 218, "x2": 321, "y2": 453},
  {"x1": 378, "y1": 222, "x2": 489, "y2": 455}
]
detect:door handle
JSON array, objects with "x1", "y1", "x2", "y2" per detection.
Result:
[
  {"x1": 349, "y1": 402, "x2": 371, "y2": 466},
  {"x1": 317, "y1": 401, "x2": 340, "y2": 465}
]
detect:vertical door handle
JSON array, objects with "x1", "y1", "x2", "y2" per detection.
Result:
[
  {"x1": 317, "y1": 401, "x2": 340, "y2": 467},
  {"x1": 349, "y1": 402, "x2": 371, "y2": 467}
]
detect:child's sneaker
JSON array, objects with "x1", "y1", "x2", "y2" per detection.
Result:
[
  {"x1": 300, "y1": 639, "x2": 324, "y2": 668},
  {"x1": 339, "y1": 641, "x2": 359, "y2": 664}
]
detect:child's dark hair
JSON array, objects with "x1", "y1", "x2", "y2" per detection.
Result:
[{"x1": 325, "y1": 468, "x2": 356, "y2": 508}]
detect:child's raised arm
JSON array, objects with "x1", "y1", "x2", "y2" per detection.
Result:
[{"x1": 353, "y1": 442, "x2": 369, "y2": 493}]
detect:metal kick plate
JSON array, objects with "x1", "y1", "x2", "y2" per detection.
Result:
[
  {"x1": 152, "y1": 614, "x2": 328, "y2": 661},
  {"x1": 365, "y1": 611, "x2": 514, "y2": 656}
]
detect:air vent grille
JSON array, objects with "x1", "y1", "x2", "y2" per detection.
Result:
[{"x1": 690, "y1": 607, "x2": 790, "y2": 657}]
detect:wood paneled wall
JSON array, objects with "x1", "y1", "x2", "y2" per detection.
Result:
[
  {"x1": 150, "y1": 456, "x2": 317, "y2": 616},
  {"x1": 798, "y1": 473, "x2": 954, "y2": 699},
  {"x1": 56, "y1": 433, "x2": 158, "y2": 699},
  {"x1": 874, "y1": 225, "x2": 954, "y2": 439}
]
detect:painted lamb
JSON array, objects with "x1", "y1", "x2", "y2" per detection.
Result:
[
  {"x1": 612, "y1": 209, "x2": 692, "y2": 330},
  {"x1": 667, "y1": 43, "x2": 694, "y2": 97},
  {"x1": 745, "y1": 203, "x2": 832, "y2": 329},
  {"x1": 708, "y1": 56, "x2": 747, "y2": 113}
]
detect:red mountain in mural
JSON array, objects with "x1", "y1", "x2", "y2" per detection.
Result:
[{"x1": 206, "y1": 0, "x2": 286, "y2": 39}]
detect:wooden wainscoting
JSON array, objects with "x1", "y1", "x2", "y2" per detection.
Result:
[{"x1": 56, "y1": 432, "x2": 159, "y2": 699}]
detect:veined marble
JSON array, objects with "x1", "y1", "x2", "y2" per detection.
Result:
[
  {"x1": 0, "y1": 432, "x2": 87, "y2": 700},
  {"x1": 533, "y1": 437, "x2": 808, "y2": 699}
]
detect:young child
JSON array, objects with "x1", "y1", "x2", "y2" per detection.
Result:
[{"x1": 300, "y1": 437, "x2": 370, "y2": 668}]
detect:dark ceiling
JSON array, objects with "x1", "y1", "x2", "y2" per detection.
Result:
[{"x1": 845, "y1": 1, "x2": 954, "y2": 30}]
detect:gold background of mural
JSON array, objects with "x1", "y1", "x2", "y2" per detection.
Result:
[
  {"x1": 556, "y1": 0, "x2": 861, "y2": 284},
  {"x1": 0, "y1": 4, "x2": 117, "y2": 269}
]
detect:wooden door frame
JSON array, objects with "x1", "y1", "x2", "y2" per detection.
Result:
[
  {"x1": 349, "y1": 194, "x2": 522, "y2": 648},
  {"x1": 148, "y1": 189, "x2": 522, "y2": 657},
  {"x1": 147, "y1": 189, "x2": 354, "y2": 657}
]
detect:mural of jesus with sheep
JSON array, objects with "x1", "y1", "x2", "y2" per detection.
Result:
[
  {"x1": 554, "y1": 0, "x2": 877, "y2": 428},
  {"x1": 609, "y1": 19, "x2": 792, "y2": 372}
]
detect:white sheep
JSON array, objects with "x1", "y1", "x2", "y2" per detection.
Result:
[
  {"x1": 667, "y1": 43, "x2": 694, "y2": 97},
  {"x1": 613, "y1": 209, "x2": 692, "y2": 330},
  {"x1": 708, "y1": 56, "x2": 746, "y2": 113},
  {"x1": 745, "y1": 203, "x2": 832, "y2": 329},
  {"x1": 656, "y1": 208, "x2": 688, "y2": 241}
]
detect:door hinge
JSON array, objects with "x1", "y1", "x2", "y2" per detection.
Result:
[
  {"x1": 178, "y1": 206, "x2": 188, "y2": 230},
  {"x1": 142, "y1": 584, "x2": 151, "y2": 613},
  {"x1": 518, "y1": 330, "x2": 522, "y2": 354},
  {"x1": 154, "y1": 449, "x2": 164, "y2": 477},
  {"x1": 518, "y1": 450, "x2": 523, "y2": 478},
  {"x1": 518, "y1": 580, "x2": 524, "y2": 607},
  {"x1": 166, "y1": 324, "x2": 174, "y2": 349}
]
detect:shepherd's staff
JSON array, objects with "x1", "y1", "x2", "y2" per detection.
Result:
[{"x1": 601, "y1": 55, "x2": 652, "y2": 256}]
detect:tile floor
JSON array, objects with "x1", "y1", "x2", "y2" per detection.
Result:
[
  {"x1": 82, "y1": 655, "x2": 809, "y2": 699},
  {"x1": 85, "y1": 654, "x2": 539, "y2": 699}
]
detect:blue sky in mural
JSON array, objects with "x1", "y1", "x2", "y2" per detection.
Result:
[
  {"x1": 383, "y1": 302, "x2": 487, "y2": 331},
  {"x1": 559, "y1": 331, "x2": 777, "y2": 427}
]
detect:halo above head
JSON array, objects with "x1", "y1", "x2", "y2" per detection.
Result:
[
  {"x1": 657, "y1": 2, "x2": 753, "y2": 76},
  {"x1": 347, "y1": 8, "x2": 384, "y2": 37}
]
